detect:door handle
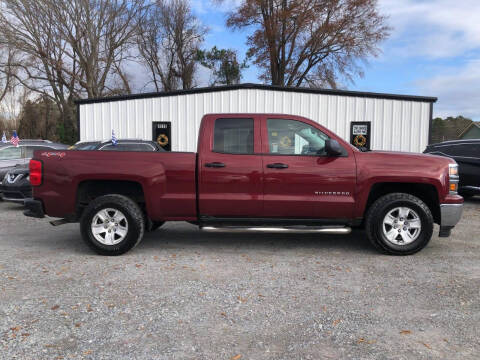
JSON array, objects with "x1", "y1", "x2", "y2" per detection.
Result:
[
  {"x1": 205, "y1": 162, "x2": 226, "y2": 168},
  {"x1": 267, "y1": 163, "x2": 289, "y2": 169}
]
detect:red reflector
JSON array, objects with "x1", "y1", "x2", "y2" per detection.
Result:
[{"x1": 29, "y1": 159, "x2": 43, "y2": 186}]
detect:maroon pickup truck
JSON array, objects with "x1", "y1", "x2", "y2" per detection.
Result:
[{"x1": 24, "y1": 114, "x2": 463, "y2": 256}]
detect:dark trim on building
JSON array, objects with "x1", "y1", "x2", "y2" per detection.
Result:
[
  {"x1": 74, "y1": 83, "x2": 438, "y2": 105},
  {"x1": 76, "y1": 102, "x2": 81, "y2": 142},
  {"x1": 428, "y1": 102, "x2": 434, "y2": 145}
]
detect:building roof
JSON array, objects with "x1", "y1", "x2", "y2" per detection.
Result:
[
  {"x1": 458, "y1": 121, "x2": 480, "y2": 138},
  {"x1": 75, "y1": 83, "x2": 438, "y2": 105}
]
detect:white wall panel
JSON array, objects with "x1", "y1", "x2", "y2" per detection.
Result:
[{"x1": 79, "y1": 88, "x2": 433, "y2": 153}]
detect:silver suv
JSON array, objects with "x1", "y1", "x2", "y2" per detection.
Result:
[{"x1": 0, "y1": 140, "x2": 68, "y2": 180}]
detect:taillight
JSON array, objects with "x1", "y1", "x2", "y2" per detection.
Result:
[{"x1": 29, "y1": 159, "x2": 43, "y2": 186}]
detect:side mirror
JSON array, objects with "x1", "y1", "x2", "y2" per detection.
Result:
[{"x1": 325, "y1": 139, "x2": 343, "y2": 157}]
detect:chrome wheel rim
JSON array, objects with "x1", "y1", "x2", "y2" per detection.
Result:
[
  {"x1": 91, "y1": 208, "x2": 128, "y2": 245},
  {"x1": 382, "y1": 207, "x2": 421, "y2": 245}
]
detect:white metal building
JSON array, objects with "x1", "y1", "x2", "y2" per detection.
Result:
[{"x1": 76, "y1": 83, "x2": 437, "y2": 153}]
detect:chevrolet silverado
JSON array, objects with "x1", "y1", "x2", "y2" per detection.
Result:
[{"x1": 24, "y1": 114, "x2": 464, "y2": 255}]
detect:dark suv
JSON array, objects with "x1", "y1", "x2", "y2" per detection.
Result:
[
  {"x1": 70, "y1": 139, "x2": 163, "y2": 151},
  {"x1": 424, "y1": 139, "x2": 480, "y2": 198}
]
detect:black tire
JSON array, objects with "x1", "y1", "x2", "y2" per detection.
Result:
[
  {"x1": 80, "y1": 194, "x2": 145, "y2": 256},
  {"x1": 365, "y1": 193, "x2": 434, "y2": 255}
]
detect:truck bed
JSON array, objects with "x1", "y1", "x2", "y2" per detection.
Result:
[{"x1": 34, "y1": 150, "x2": 197, "y2": 220}]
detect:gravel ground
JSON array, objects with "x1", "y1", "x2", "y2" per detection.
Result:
[{"x1": 0, "y1": 199, "x2": 479, "y2": 360}]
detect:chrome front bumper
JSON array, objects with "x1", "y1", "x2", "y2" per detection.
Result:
[{"x1": 440, "y1": 203, "x2": 463, "y2": 227}]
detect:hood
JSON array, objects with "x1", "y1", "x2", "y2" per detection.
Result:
[
  {"x1": 354, "y1": 150, "x2": 456, "y2": 176},
  {"x1": 363, "y1": 149, "x2": 455, "y2": 162},
  {"x1": 7, "y1": 165, "x2": 29, "y2": 175}
]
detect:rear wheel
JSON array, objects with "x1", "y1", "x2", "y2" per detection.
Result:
[
  {"x1": 80, "y1": 194, "x2": 145, "y2": 255},
  {"x1": 365, "y1": 193, "x2": 434, "y2": 255}
]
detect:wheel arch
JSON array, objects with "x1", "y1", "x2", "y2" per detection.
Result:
[
  {"x1": 364, "y1": 182, "x2": 441, "y2": 224},
  {"x1": 76, "y1": 180, "x2": 146, "y2": 219}
]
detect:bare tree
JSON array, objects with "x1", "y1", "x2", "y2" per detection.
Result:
[
  {"x1": 0, "y1": 0, "x2": 148, "y2": 142},
  {"x1": 137, "y1": 3, "x2": 178, "y2": 91},
  {"x1": 137, "y1": 0, "x2": 208, "y2": 91},
  {"x1": 49, "y1": 0, "x2": 148, "y2": 98},
  {"x1": 0, "y1": 46, "x2": 15, "y2": 104},
  {"x1": 225, "y1": 0, "x2": 390, "y2": 88}
]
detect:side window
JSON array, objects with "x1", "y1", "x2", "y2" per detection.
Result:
[
  {"x1": 101, "y1": 143, "x2": 155, "y2": 151},
  {"x1": 0, "y1": 147, "x2": 22, "y2": 160},
  {"x1": 213, "y1": 118, "x2": 254, "y2": 154},
  {"x1": 267, "y1": 119, "x2": 330, "y2": 156},
  {"x1": 25, "y1": 146, "x2": 53, "y2": 158},
  {"x1": 440, "y1": 144, "x2": 464, "y2": 157},
  {"x1": 128, "y1": 144, "x2": 156, "y2": 152},
  {"x1": 452, "y1": 144, "x2": 480, "y2": 157},
  {"x1": 100, "y1": 144, "x2": 123, "y2": 151}
]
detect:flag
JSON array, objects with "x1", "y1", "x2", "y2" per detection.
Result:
[
  {"x1": 111, "y1": 129, "x2": 118, "y2": 146},
  {"x1": 10, "y1": 130, "x2": 19, "y2": 147},
  {"x1": 1, "y1": 131, "x2": 6, "y2": 143}
]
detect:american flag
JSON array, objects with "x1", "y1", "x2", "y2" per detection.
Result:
[
  {"x1": 10, "y1": 130, "x2": 19, "y2": 147},
  {"x1": 1, "y1": 131, "x2": 7, "y2": 143},
  {"x1": 111, "y1": 129, "x2": 118, "y2": 146}
]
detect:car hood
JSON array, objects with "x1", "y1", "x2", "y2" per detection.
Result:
[
  {"x1": 6, "y1": 165, "x2": 29, "y2": 175},
  {"x1": 354, "y1": 150, "x2": 456, "y2": 172}
]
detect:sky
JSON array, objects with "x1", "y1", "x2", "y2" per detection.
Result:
[{"x1": 190, "y1": 0, "x2": 480, "y2": 121}]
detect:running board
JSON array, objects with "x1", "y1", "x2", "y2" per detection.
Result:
[
  {"x1": 201, "y1": 226, "x2": 351, "y2": 234},
  {"x1": 50, "y1": 219, "x2": 71, "y2": 226}
]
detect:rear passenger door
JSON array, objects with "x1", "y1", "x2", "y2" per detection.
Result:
[{"x1": 198, "y1": 116, "x2": 263, "y2": 217}]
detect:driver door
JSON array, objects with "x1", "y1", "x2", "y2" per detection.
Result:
[{"x1": 261, "y1": 116, "x2": 356, "y2": 219}]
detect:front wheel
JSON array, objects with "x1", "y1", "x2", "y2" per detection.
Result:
[
  {"x1": 80, "y1": 194, "x2": 145, "y2": 256},
  {"x1": 365, "y1": 193, "x2": 434, "y2": 255}
]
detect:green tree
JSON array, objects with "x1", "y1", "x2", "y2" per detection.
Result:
[
  {"x1": 197, "y1": 46, "x2": 248, "y2": 86},
  {"x1": 431, "y1": 116, "x2": 473, "y2": 144},
  {"x1": 18, "y1": 96, "x2": 62, "y2": 142}
]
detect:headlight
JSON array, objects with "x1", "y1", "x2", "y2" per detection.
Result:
[
  {"x1": 448, "y1": 164, "x2": 459, "y2": 195},
  {"x1": 449, "y1": 164, "x2": 458, "y2": 177}
]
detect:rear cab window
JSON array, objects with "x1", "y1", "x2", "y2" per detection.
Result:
[{"x1": 213, "y1": 118, "x2": 254, "y2": 154}]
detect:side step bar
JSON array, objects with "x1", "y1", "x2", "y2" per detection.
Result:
[
  {"x1": 201, "y1": 226, "x2": 351, "y2": 234},
  {"x1": 50, "y1": 219, "x2": 72, "y2": 226}
]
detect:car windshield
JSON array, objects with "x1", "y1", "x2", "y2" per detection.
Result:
[
  {"x1": 0, "y1": 147, "x2": 22, "y2": 160},
  {"x1": 70, "y1": 143, "x2": 99, "y2": 150}
]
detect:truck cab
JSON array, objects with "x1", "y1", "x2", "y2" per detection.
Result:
[{"x1": 198, "y1": 114, "x2": 356, "y2": 222}]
